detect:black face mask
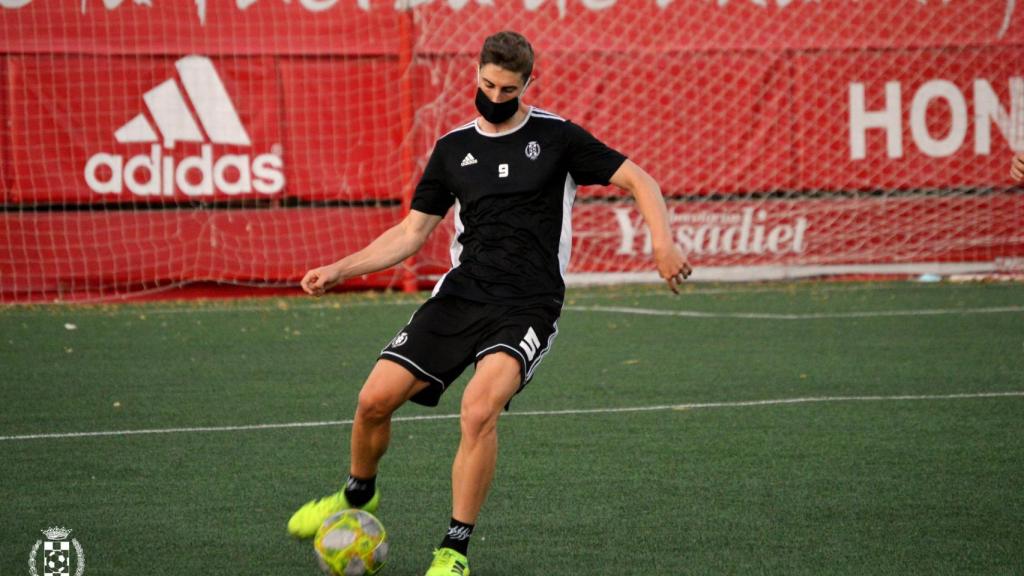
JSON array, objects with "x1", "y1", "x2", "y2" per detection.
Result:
[{"x1": 475, "y1": 87, "x2": 520, "y2": 125}]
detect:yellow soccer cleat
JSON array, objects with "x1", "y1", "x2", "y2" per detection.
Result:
[
  {"x1": 287, "y1": 488, "x2": 380, "y2": 539},
  {"x1": 425, "y1": 547, "x2": 470, "y2": 576}
]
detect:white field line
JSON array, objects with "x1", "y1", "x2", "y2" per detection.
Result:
[
  {"x1": 0, "y1": 296, "x2": 423, "y2": 316},
  {"x1": 6, "y1": 279, "x2": 1015, "y2": 316},
  {"x1": 6, "y1": 299, "x2": 1022, "y2": 321},
  {"x1": 564, "y1": 304, "x2": 1024, "y2": 320},
  {"x1": 565, "y1": 282, "x2": 925, "y2": 300},
  {"x1": 1, "y1": 391, "x2": 1021, "y2": 443},
  {"x1": 103, "y1": 298, "x2": 423, "y2": 316}
]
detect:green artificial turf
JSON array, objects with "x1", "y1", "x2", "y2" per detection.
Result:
[{"x1": 1, "y1": 281, "x2": 1022, "y2": 575}]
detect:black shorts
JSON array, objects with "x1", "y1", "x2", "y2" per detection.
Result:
[{"x1": 378, "y1": 295, "x2": 561, "y2": 407}]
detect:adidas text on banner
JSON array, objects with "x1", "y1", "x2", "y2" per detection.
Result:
[{"x1": 84, "y1": 56, "x2": 284, "y2": 199}]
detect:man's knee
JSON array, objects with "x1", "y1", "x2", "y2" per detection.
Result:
[
  {"x1": 459, "y1": 352, "x2": 521, "y2": 438},
  {"x1": 357, "y1": 385, "x2": 401, "y2": 423},
  {"x1": 356, "y1": 363, "x2": 418, "y2": 423},
  {"x1": 460, "y1": 397, "x2": 501, "y2": 439}
]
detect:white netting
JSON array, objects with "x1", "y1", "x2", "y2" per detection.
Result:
[{"x1": 1, "y1": 0, "x2": 1022, "y2": 302}]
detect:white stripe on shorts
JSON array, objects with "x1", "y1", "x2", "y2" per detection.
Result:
[
  {"x1": 380, "y1": 351, "x2": 446, "y2": 386},
  {"x1": 526, "y1": 320, "x2": 559, "y2": 381}
]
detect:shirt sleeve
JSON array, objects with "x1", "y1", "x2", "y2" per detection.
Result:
[
  {"x1": 410, "y1": 142, "x2": 455, "y2": 216},
  {"x1": 563, "y1": 121, "x2": 628, "y2": 186}
]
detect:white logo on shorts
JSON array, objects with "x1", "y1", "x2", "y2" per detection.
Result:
[
  {"x1": 518, "y1": 326, "x2": 541, "y2": 361},
  {"x1": 391, "y1": 332, "x2": 408, "y2": 348}
]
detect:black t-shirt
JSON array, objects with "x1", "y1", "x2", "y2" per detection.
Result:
[{"x1": 412, "y1": 107, "x2": 627, "y2": 306}]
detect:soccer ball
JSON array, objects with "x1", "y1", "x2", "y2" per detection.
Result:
[{"x1": 313, "y1": 509, "x2": 389, "y2": 576}]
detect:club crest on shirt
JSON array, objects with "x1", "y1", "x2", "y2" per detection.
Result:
[{"x1": 525, "y1": 141, "x2": 541, "y2": 161}]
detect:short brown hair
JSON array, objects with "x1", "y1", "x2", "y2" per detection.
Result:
[{"x1": 479, "y1": 31, "x2": 534, "y2": 83}]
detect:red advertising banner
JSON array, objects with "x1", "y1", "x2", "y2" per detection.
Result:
[
  {"x1": 412, "y1": 0, "x2": 1024, "y2": 53},
  {"x1": 373, "y1": 51, "x2": 797, "y2": 198},
  {"x1": 6, "y1": 54, "x2": 284, "y2": 205},
  {"x1": 278, "y1": 58, "x2": 407, "y2": 202},
  {"x1": 570, "y1": 195, "x2": 1024, "y2": 272},
  {"x1": 794, "y1": 46, "x2": 1024, "y2": 191},
  {"x1": 0, "y1": 54, "x2": 8, "y2": 202},
  {"x1": 5, "y1": 196, "x2": 1021, "y2": 300},
  {"x1": 0, "y1": 0, "x2": 402, "y2": 56},
  {"x1": 1, "y1": 0, "x2": 1022, "y2": 54},
  {"x1": 534, "y1": 52, "x2": 795, "y2": 197},
  {"x1": 0, "y1": 207, "x2": 405, "y2": 299},
  {"x1": 2, "y1": 50, "x2": 798, "y2": 204}
]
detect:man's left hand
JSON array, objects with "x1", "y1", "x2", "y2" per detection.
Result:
[{"x1": 655, "y1": 244, "x2": 692, "y2": 294}]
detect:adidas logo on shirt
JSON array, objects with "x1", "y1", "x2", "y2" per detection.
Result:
[
  {"x1": 460, "y1": 153, "x2": 478, "y2": 167},
  {"x1": 84, "y1": 55, "x2": 285, "y2": 198}
]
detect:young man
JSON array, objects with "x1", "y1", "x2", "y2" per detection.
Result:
[{"x1": 288, "y1": 31, "x2": 691, "y2": 576}]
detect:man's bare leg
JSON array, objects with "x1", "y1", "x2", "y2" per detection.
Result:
[
  {"x1": 287, "y1": 359, "x2": 428, "y2": 537},
  {"x1": 350, "y1": 358, "x2": 430, "y2": 478},
  {"x1": 439, "y1": 352, "x2": 521, "y2": 557}
]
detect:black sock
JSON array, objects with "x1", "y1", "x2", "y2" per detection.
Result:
[
  {"x1": 343, "y1": 474, "x2": 376, "y2": 508},
  {"x1": 439, "y1": 517, "x2": 474, "y2": 556}
]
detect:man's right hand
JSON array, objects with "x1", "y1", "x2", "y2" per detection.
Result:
[
  {"x1": 301, "y1": 264, "x2": 343, "y2": 297},
  {"x1": 1011, "y1": 153, "x2": 1024, "y2": 181}
]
